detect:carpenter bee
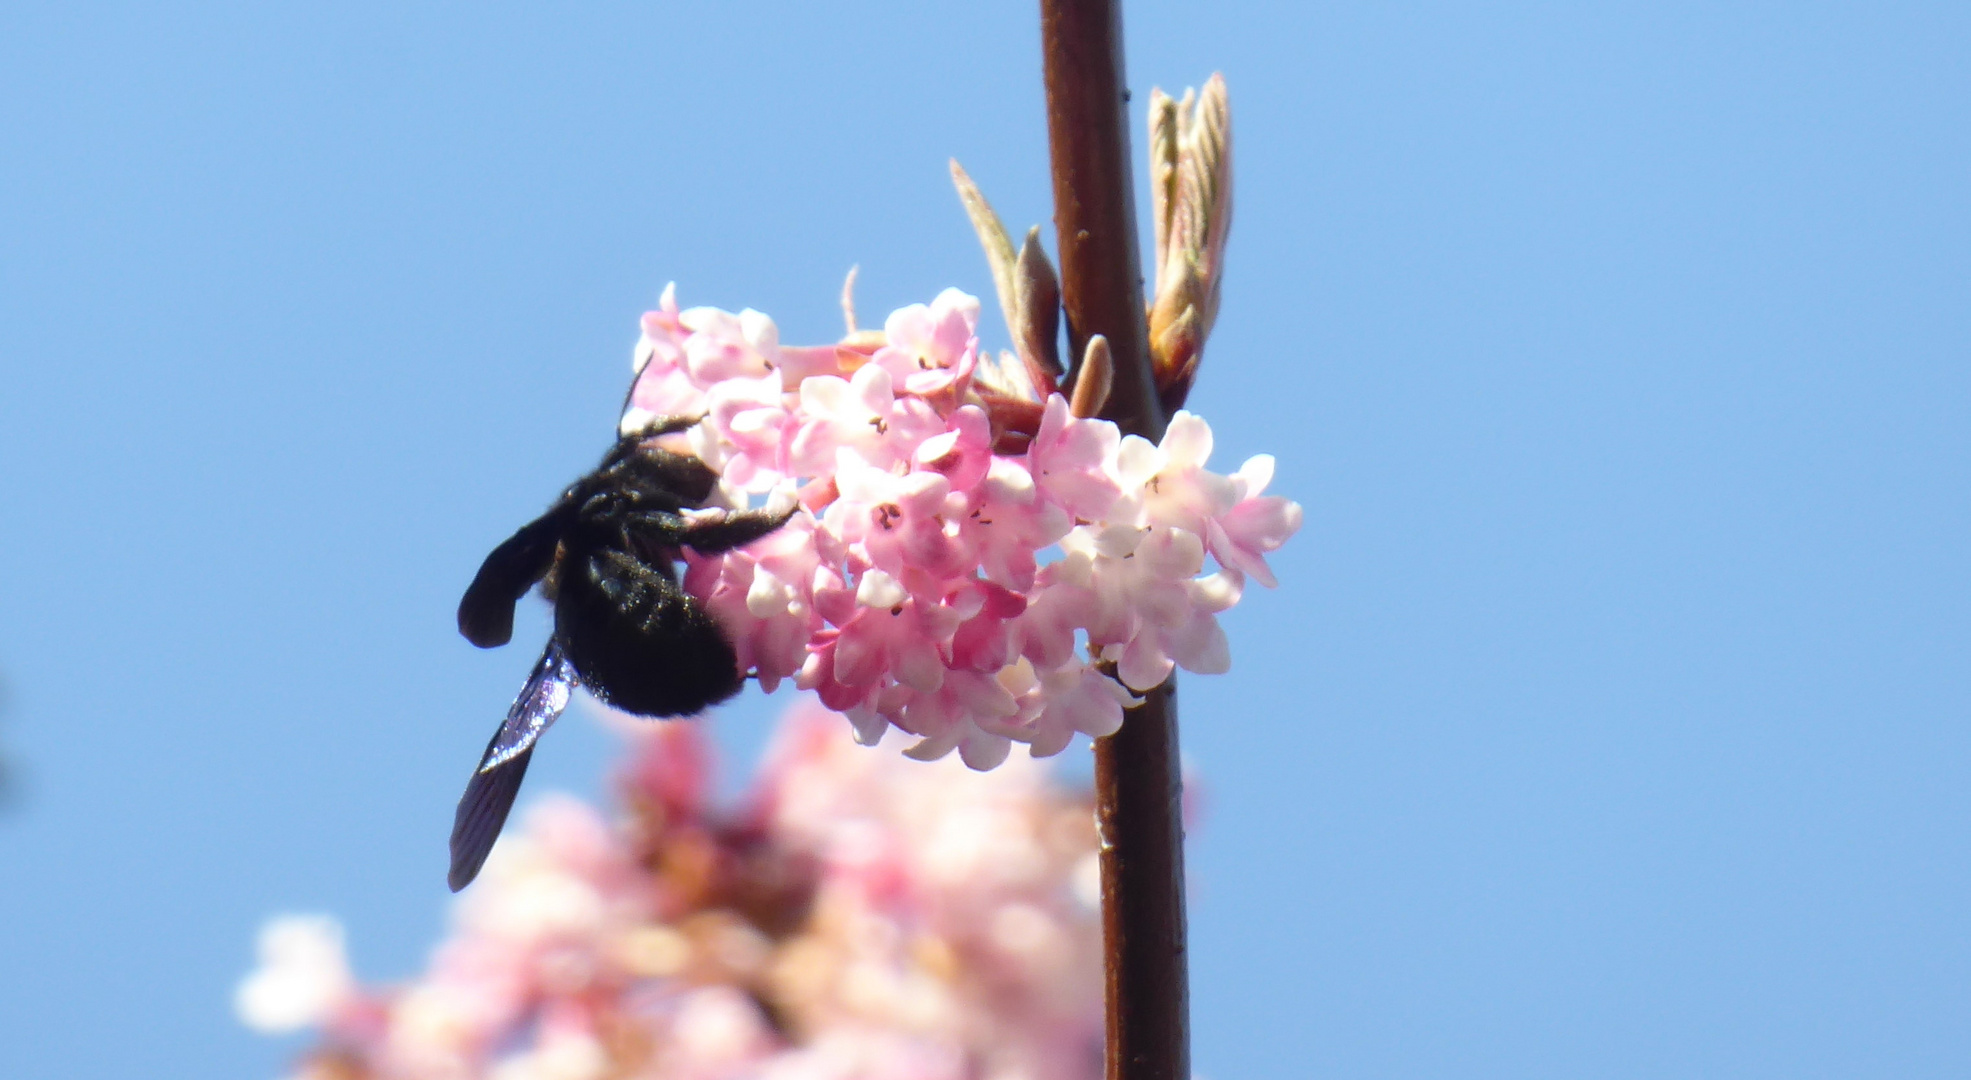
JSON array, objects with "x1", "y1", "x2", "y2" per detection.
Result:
[{"x1": 449, "y1": 414, "x2": 795, "y2": 890}]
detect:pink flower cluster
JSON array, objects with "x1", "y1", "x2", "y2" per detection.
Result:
[
  {"x1": 240, "y1": 701, "x2": 1105, "y2": 1080},
  {"x1": 624, "y1": 285, "x2": 1301, "y2": 769}
]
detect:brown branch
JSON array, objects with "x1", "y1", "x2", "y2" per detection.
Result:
[
  {"x1": 1091, "y1": 679, "x2": 1185, "y2": 1080},
  {"x1": 1039, "y1": 3, "x2": 1189, "y2": 1080},
  {"x1": 1041, "y1": 0, "x2": 1160, "y2": 443}
]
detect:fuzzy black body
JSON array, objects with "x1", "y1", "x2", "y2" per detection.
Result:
[
  {"x1": 458, "y1": 414, "x2": 793, "y2": 714},
  {"x1": 449, "y1": 415, "x2": 793, "y2": 889},
  {"x1": 551, "y1": 543, "x2": 740, "y2": 716}
]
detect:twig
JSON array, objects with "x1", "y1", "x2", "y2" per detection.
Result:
[{"x1": 1038, "y1": 3, "x2": 1189, "y2": 1079}]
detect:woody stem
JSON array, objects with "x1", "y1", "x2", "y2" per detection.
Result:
[{"x1": 1039, "y1": 3, "x2": 1189, "y2": 1080}]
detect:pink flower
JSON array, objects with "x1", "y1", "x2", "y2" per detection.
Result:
[
  {"x1": 954, "y1": 458, "x2": 1071, "y2": 592},
  {"x1": 679, "y1": 305, "x2": 778, "y2": 384},
  {"x1": 622, "y1": 286, "x2": 710, "y2": 431},
  {"x1": 1205, "y1": 454, "x2": 1303, "y2": 588},
  {"x1": 913, "y1": 404, "x2": 993, "y2": 494},
  {"x1": 943, "y1": 578, "x2": 1028, "y2": 673},
  {"x1": 825, "y1": 454, "x2": 968, "y2": 581},
  {"x1": 247, "y1": 698, "x2": 1112, "y2": 1079},
  {"x1": 1088, "y1": 528, "x2": 1240, "y2": 692},
  {"x1": 797, "y1": 630, "x2": 881, "y2": 718},
  {"x1": 1103, "y1": 573, "x2": 1240, "y2": 692},
  {"x1": 508, "y1": 285, "x2": 1296, "y2": 768},
  {"x1": 871, "y1": 288, "x2": 980, "y2": 396},
  {"x1": 1111, "y1": 410, "x2": 1240, "y2": 535},
  {"x1": 702, "y1": 370, "x2": 792, "y2": 492},
  {"x1": 1027, "y1": 395, "x2": 1122, "y2": 521},
  {"x1": 897, "y1": 670, "x2": 1020, "y2": 769},
  {"x1": 995, "y1": 660, "x2": 1140, "y2": 758},
  {"x1": 785, "y1": 363, "x2": 943, "y2": 477},
  {"x1": 685, "y1": 501, "x2": 819, "y2": 692},
  {"x1": 830, "y1": 570, "x2": 961, "y2": 694}
]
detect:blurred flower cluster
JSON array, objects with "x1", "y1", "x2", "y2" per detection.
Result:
[
  {"x1": 240, "y1": 700, "x2": 1104, "y2": 1080},
  {"x1": 624, "y1": 277, "x2": 1298, "y2": 769}
]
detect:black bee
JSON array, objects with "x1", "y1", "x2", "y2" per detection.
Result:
[{"x1": 449, "y1": 414, "x2": 795, "y2": 890}]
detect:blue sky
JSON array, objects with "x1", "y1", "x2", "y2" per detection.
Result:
[{"x1": 1, "y1": 2, "x2": 1966, "y2": 1077}]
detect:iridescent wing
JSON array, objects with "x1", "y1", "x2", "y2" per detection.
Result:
[{"x1": 447, "y1": 640, "x2": 579, "y2": 891}]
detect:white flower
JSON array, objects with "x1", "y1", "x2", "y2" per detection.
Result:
[{"x1": 234, "y1": 915, "x2": 354, "y2": 1033}]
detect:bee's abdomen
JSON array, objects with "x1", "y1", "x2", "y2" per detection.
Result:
[{"x1": 553, "y1": 548, "x2": 743, "y2": 717}]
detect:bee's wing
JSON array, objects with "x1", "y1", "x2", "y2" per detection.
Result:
[
  {"x1": 447, "y1": 640, "x2": 579, "y2": 891},
  {"x1": 458, "y1": 508, "x2": 569, "y2": 648},
  {"x1": 478, "y1": 639, "x2": 578, "y2": 771}
]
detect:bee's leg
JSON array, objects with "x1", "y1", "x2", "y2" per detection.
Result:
[
  {"x1": 671, "y1": 502, "x2": 800, "y2": 554},
  {"x1": 625, "y1": 414, "x2": 704, "y2": 439},
  {"x1": 618, "y1": 503, "x2": 793, "y2": 553},
  {"x1": 622, "y1": 509, "x2": 694, "y2": 546},
  {"x1": 598, "y1": 416, "x2": 704, "y2": 472}
]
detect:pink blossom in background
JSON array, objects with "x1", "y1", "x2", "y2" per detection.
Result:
[
  {"x1": 616, "y1": 285, "x2": 1301, "y2": 766},
  {"x1": 240, "y1": 700, "x2": 1105, "y2": 1080}
]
